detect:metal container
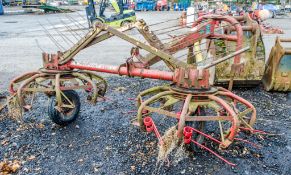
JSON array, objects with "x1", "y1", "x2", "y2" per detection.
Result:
[{"x1": 262, "y1": 37, "x2": 291, "y2": 91}]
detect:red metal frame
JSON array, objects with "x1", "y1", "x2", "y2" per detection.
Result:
[
  {"x1": 192, "y1": 15, "x2": 243, "y2": 64},
  {"x1": 143, "y1": 116, "x2": 163, "y2": 145},
  {"x1": 9, "y1": 71, "x2": 39, "y2": 93},
  {"x1": 69, "y1": 64, "x2": 213, "y2": 90},
  {"x1": 168, "y1": 20, "x2": 215, "y2": 53},
  {"x1": 234, "y1": 138, "x2": 261, "y2": 149},
  {"x1": 5, "y1": 14, "x2": 264, "y2": 168}
]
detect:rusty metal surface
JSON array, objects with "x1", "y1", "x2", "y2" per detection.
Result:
[
  {"x1": 4, "y1": 15, "x2": 259, "y2": 157},
  {"x1": 9, "y1": 15, "x2": 249, "y2": 103},
  {"x1": 9, "y1": 70, "x2": 107, "y2": 111},
  {"x1": 136, "y1": 85, "x2": 256, "y2": 148},
  {"x1": 262, "y1": 37, "x2": 291, "y2": 91},
  {"x1": 260, "y1": 23, "x2": 284, "y2": 34},
  {"x1": 213, "y1": 14, "x2": 266, "y2": 87}
]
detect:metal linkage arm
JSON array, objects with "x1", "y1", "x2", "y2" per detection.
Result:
[
  {"x1": 84, "y1": 24, "x2": 136, "y2": 49},
  {"x1": 58, "y1": 20, "x2": 188, "y2": 69},
  {"x1": 141, "y1": 20, "x2": 215, "y2": 69},
  {"x1": 59, "y1": 25, "x2": 102, "y2": 64},
  {"x1": 59, "y1": 23, "x2": 136, "y2": 65},
  {"x1": 102, "y1": 23, "x2": 188, "y2": 69},
  {"x1": 168, "y1": 20, "x2": 215, "y2": 53},
  {"x1": 135, "y1": 19, "x2": 165, "y2": 50},
  {"x1": 201, "y1": 47, "x2": 250, "y2": 69},
  {"x1": 84, "y1": 19, "x2": 160, "y2": 50}
]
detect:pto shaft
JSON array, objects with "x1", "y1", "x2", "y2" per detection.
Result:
[{"x1": 68, "y1": 64, "x2": 174, "y2": 81}]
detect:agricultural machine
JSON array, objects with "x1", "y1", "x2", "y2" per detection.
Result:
[
  {"x1": 2, "y1": 13, "x2": 289, "y2": 166},
  {"x1": 86, "y1": 0, "x2": 136, "y2": 28}
]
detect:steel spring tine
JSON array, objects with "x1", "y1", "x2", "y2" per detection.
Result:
[
  {"x1": 59, "y1": 18, "x2": 82, "y2": 41},
  {"x1": 191, "y1": 139, "x2": 236, "y2": 166},
  {"x1": 38, "y1": 21, "x2": 65, "y2": 51},
  {"x1": 46, "y1": 19, "x2": 73, "y2": 48},
  {"x1": 64, "y1": 15, "x2": 87, "y2": 34}
]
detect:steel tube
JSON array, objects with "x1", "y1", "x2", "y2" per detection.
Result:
[
  {"x1": 280, "y1": 38, "x2": 291, "y2": 42},
  {"x1": 202, "y1": 47, "x2": 250, "y2": 69},
  {"x1": 68, "y1": 64, "x2": 174, "y2": 81},
  {"x1": 210, "y1": 34, "x2": 237, "y2": 41},
  {"x1": 227, "y1": 26, "x2": 254, "y2": 32}
]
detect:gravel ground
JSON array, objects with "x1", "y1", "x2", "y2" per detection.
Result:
[
  {"x1": 0, "y1": 7, "x2": 291, "y2": 175},
  {"x1": 0, "y1": 77, "x2": 290, "y2": 175}
]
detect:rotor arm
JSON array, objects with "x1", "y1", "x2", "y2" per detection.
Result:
[
  {"x1": 59, "y1": 21, "x2": 188, "y2": 69},
  {"x1": 59, "y1": 22, "x2": 135, "y2": 65},
  {"x1": 102, "y1": 23, "x2": 188, "y2": 69},
  {"x1": 59, "y1": 24, "x2": 103, "y2": 65}
]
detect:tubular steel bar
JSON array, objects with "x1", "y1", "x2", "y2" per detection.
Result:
[
  {"x1": 202, "y1": 47, "x2": 250, "y2": 69},
  {"x1": 68, "y1": 45, "x2": 249, "y2": 83},
  {"x1": 192, "y1": 15, "x2": 243, "y2": 64},
  {"x1": 68, "y1": 64, "x2": 174, "y2": 81},
  {"x1": 186, "y1": 126, "x2": 225, "y2": 146}
]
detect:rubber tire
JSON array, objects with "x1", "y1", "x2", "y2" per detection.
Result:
[
  {"x1": 48, "y1": 90, "x2": 81, "y2": 126},
  {"x1": 185, "y1": 108, "x2": 206, "y2": 152}
]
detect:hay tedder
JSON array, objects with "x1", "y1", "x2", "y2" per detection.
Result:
[{"x1": 2, "y1": 14, "x2": 275, "y2": 166}]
